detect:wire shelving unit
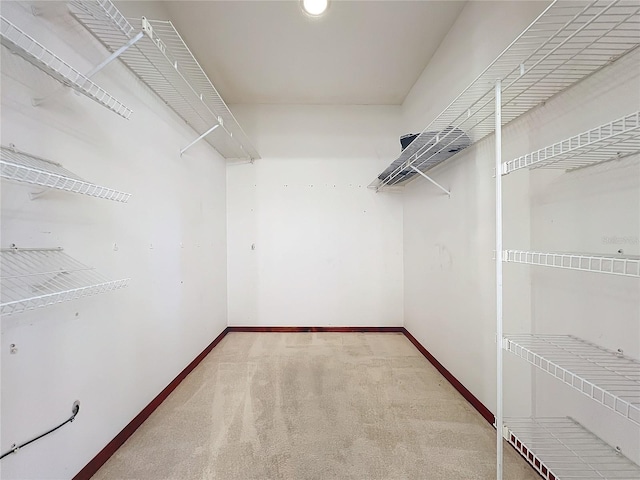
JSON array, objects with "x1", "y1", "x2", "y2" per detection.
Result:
[
  {"x1": 504, "y1": 417, "x2": 640, "y2": 480},
  {"x1": 0, "y1": 145, "x2": 131, "y2": 202},
  {"x1": 68, "y1": 0, "x2": 259, "y2": 160},
  {"x1": 503, "y1": 250, "x2": 640, "y2": 277},
  {"x1": 0, "y1": 15, "x2": 132, "y2": 119},
  {"x1": 504, "y1": 334, "x2": 640, "y2": 425},
  {"x1": 503, "y1": 112, "x2": 640, "y2": 174},
  {"x1": 371, "y1": 0, "x2": 640, "y2": 190},
  {"x1": 0, "y1": 247, "x2": 129, "y2": 316},
  {"x1": 490, "y1": 3, "x2": 640, "y2": 479}
]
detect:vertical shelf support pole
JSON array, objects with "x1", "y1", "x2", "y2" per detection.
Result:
[{"x1": 495, "y1": 79, "x2": 503, "y2": 480}]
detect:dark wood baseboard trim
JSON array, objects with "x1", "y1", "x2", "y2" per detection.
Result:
[
  {"x1": 72, "y1": 327, "x2": 230, "y2": 480},
  {"x1": 227, "y1": 326, "x2": 404, "y2": 333},
  {"x1": 401, "y1": 327, "x2": 495, "y2": 426}
]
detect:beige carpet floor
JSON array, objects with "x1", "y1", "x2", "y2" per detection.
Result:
[{"x1": 92, "y1": 332, "x2": 539, "y2": 479}]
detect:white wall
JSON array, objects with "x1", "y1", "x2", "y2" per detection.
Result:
[
  {"x1": 227, "y1": 104, "x2": 404, "y2": 327},
  {"x1": 402, "y1": 0, "x2": 549, "y2": 418},
  {"x1": 0, "y1": 2, "x2": 228, "y2": 478},
  {"x1": 402, "y1": 0, "x2": 640, "y2": 464}
]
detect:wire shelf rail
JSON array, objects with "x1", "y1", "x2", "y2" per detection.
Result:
[
  {"x1": 503, "y1": 111, "x2": 640, "y2": 174},
  {"x1": 372, "y1": 0, "x2": 640, "y2": 189},
  {"x1": 68, "y1": 0, "x2": 259, "y2": 160},
  {"x1": 505, "y1": 417, "x2": 640, "y2": 480},
  {"x1": 0, "y1": 247, "x2": 129, "y2": 316},
  {"x1": 0, "y1": 15, "x2": 132, "y2": 119},
  {"x1": 504, "y1": 334, "x2": 640, "y2": 425},
  {"x1": 0, "y1": 145, "x2": 131, "y2": 202},
  {"x1": 503, "y1": 250, "x2": 640, "y2": 277}
]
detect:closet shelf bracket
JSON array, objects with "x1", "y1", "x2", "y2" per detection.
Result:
[
  {"x1": 86, "y1": 31, "x2": 145, "y2": 78},
  {"x1": 410, "y1": 166, "x2": 450, "y2": 196},
  {"x1": 180, "y1": 122, "x2": 220, "y2": 157},
  {"x1": 0, "y1": 15, "x2": 132, "y2": 118},
  {"x1": 32, "y1": 31, "x2": 145, "y2": 106}
]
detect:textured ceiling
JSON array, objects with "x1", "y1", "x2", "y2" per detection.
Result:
[{"x1": 119, "y1": 1, "x2": 466, "y2": 105}]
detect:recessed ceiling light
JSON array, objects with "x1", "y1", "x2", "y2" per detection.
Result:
[{"x1": 301, "y1": 0, "x2": 329, "y2": 17}]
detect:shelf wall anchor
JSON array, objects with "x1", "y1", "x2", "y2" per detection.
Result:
[
  {"x1": 410, "y1": 166, "x2": 451, "y2": 196},
  {"x1": 29, "y1": 189, "x2": 49, "y2": 200}
]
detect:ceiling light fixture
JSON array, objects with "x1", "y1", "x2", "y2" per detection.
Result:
[{"x1": 301, "y1": 0, "x2": 328, "y2": 17}]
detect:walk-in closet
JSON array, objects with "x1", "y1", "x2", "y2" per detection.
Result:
[{"x1": 1, "y1": 1, "x2": 638, "y2": 479}]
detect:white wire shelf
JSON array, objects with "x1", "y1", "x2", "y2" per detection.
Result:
[
  {"x1": 503, "y1": 250, "x2": 640, "y2": 278},
  {"x1": 0, "y1": 247, "x2": 129, "y2": 316},
  {"x1": 505, "y1": 417, "x2": 640, "y2": 480},
  {"x1": 0, "y1": 145, "x2": 131, "y2": 202},
  {"x1": 0, "y1": 15, "x2": 132, "y2": 119},
  {"x1": 372, "y1": 0, "x2": 640, "y2": 189},
  {"x1": 68, "y1": 0, "x2": 259, "y2": 160},
  {"x1": 504, "y1": 334, "x2": 640, "y2": 425},
  {"x1": 503, "y1": 112, "x2": 640, "y2": 174}
]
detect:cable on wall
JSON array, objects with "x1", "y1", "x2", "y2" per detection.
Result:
[{"x1": 0, "y1": 401, "x2": 80, "y2": 460}]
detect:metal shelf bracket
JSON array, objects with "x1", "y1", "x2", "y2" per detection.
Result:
[
  {"x1": 180, "y1": 123, "x2": 220, "y2": 157},
  {"x1": 33, "y1": 31, "x2": 144, "y2": 106},
  {"x1": 410, "y1": 166, "x2": 450, "y2": 196},
  {"x1": 86, "y1": 31, "x2": 145, "y2": 78},
  {"x1": 0, "y1": 15, "x2": 132, "y2": 118}
]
